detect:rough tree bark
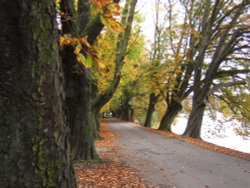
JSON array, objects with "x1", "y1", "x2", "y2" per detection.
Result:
[{"x1": 0, "y1": 0, "x2": 75, "y2": 187}]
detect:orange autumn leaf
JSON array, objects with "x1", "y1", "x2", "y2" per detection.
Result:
[
  {"x1": 90, "y1": 0, "x2": 124, "y2": 32},
  {"x1": 89, "y1": 0, "x2": 104, "y2": 12},
  {"x1": 79, "y1": 36, "x2": 91, "y2": 48},
  {"x1": 99, "y1": 0, "x2": 111, "y2": 4}
]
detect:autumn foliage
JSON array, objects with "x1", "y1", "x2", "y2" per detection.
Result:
[{"x1": 91, "y1": 0, "x2": 124, "y2": 32}]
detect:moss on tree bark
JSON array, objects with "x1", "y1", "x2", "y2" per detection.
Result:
[{"x1": 0, "y1": 0, "x2": 75, "y2": 187}]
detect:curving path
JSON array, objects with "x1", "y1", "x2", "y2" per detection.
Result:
[{"x1": 106, "y1": 119, "x2": 250, "y2": 188}]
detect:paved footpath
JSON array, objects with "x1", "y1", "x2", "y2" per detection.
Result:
[{"x1": 107, "y1": 119, "x2": 250, "y2": 188}]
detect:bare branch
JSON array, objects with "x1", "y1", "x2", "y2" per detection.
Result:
[
  {"x1": 215, "y1": 69, "x2": 250, "y2": 78},
  {"x1": 208, "y1": 80, "x2": 246, "y2": 95}
]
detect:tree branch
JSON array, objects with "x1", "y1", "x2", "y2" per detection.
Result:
[
  {"x1": 208, "y1": 80, "x2": 246, "y2": 95},
  {"x1": 81, "y1": 0, "x2": 120, "y2": 44},
  {"x1": 92, "y1": 0, "x2": 138, "y2": 111},
  {"x1": 215, "y1": 69, "x2": 250, "y2": 78},
  {"x1": 212, "y1": 93, "x2": 238, "y2": 115}
]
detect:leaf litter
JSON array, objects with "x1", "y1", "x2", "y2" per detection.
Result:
[
  {"x1": 75, "y1": 119, "x2": 250, "y2": 187},
  {"x1": 75, "y1": 121, "x2": 153, "y2": 188}
]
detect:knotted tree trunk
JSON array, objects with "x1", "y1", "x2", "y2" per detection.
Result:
[{"x1": 158, "y1": 101, "x2": 182, "y2": 131}]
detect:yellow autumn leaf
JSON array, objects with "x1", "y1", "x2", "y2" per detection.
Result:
[
  {"x1": 60, "y1": 36, "x2": 76, "y2": 47},
  {"x1": 76, "y1": 54, "x2": 86, "y2": 65},
  {"x1": 100, "y1": 15, "x2": 108, "y2": 26},
  {"x1": 99, "y1": 62, "x2": 106, "y2": 69},
  {"x1": 101, "y1": 16, "x2": 124, "y2": 32},
  {"x1": 74, "y1": 43, "x2": 82, "y2": 55},
  {"x1": 59, "y1": 36, "x2": 65, "y2": 47},
  {"x1": 85, "y1": 56, "x2": 93, "y2": 68},
  {"x1": 107, "y1": 3, "x2": 121, "y2": 12}
]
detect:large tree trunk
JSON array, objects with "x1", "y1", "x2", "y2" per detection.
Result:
[
  {"x1": 60, "y1": 0, "x2": 99, "y2": 161},
  {"x1": 61, "y1": 46, "x2": 98, "y2": 161},
  {"x1": 63, "y1": 61, "x2": 98, "y2": 160},
  {"x1": 0, "y1": 0, "x2": 75, "y2": 187},
  {"x1": 144, "y1": 93, "x2": 158, "y2": 128},
  {"x1": 183, "y1": 97, "x2": 206, "y2": 138},
  {"x1": 158, "y1": 101, "x2": 182, "y2": 131}
]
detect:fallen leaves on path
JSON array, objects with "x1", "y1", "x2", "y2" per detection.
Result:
[
  {"x1": 75, "y1": 121, "x2": 150, "y2": 188},
  {"x1": 131, "y1": 122, "x2": 250, "y2": 161},
  {"x1": 75, "y1": 119, "x2": 250, "y2": 187}
]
